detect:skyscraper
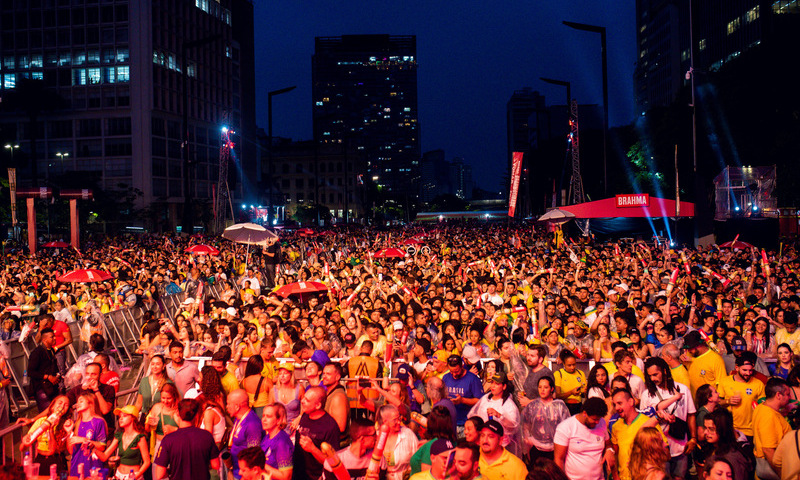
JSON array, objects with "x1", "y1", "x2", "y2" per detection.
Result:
[
  {"x1": 0, "y1": 0, "x2": 255, "y2": 232},
  {"x1": 312, "y1": 35, "x2": 420, "y2": 207}
]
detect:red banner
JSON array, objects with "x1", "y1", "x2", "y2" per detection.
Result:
[{"x1": 508, "y1": 152, "x2": 523, "y2": 217}]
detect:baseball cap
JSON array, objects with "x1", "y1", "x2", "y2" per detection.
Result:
[
  {"x1": 607, "y1": 289, "x2": 619, "y2": 297},
  {"x1": 574, "y1": 319, "x2": 588, "y2": 331},
  {"x1": 482, "y1": 419, "x2": 504, "y2": 437},
  {"x1": 682, "y1": 330, "x2": 703, "y2": 349},
  {"x1": 277, "y1": 362, "x2": 295, "y2": 372},
  {"x1": 225, "y1": 307, "x2": 237, "y2": 317},
  {"x1": 730, "y1": 335, "x2": 747, "y2": 351},
  {"x1": 396, "y1": 363, "x2": 412, "y2": 383},
  {"x1": 344, "y1": 333, "x2": 357, "y2": 344},
  {"x1": 489, "y1": 371, "x2": 507, "y2": 384},
  {"x1": 114, "y1": 405, "x2": 140, "y2": 417},
  {"x1": 430, "y1": 438, "x2": 455, "y2": 456},
  {"x1": 393, "y1": 320, "x2": 404, "y2": 331},
  {"x1": 311, "y1": 350, "x2": 331, "y2": 367},
  {"x1": 616, "y1": 283, "x2": 629, "y2": 292}
]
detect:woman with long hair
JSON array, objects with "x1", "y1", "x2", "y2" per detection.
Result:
[
  {"x1": 21, "y1": 395, "x2": 71, "y2": 476},
  {"x1": 467, "y1": 370, "x2": 521, "y2": 455},
  {"x1": 242, "y1": 355, "x2": 273, "y2": 417},
  {"x1": 134, "y1": 354, "x2": 173, "y2": 418},
  {"x1": 95, "y1": 405, "x2": 150, "y2": 479},
  {"x1": 593, "y1": 323, "x2": 614, "y2": 362},
  {"x1": 481, "y1": 359, "x2": 504, "y2": 393},
  {"x1": 409, "y1": 406, "x2": 456, "y2": 475},
  {"x1": 195, "y1": 365, "x2": 227, "y2": 448},
  {"x1": 521, "y1": 376, "x2": 570, "y2": 466},
  {"x1": 144, "y1": 383, "x2": 180, "y2": 458},
  {"x1": 68, "y1": 393, "x2": 107, "y2": 477},
  {"x1": 703, "y1": 456, "x2": 735, "y2": 480},
  {"x1": 746, "y1": 317, "x2": 776, "y2": 360},
  {"x1": 629, "y1": 427, "x2": 669, "y2": 480},
  {"x1": 695, "y1": 409, "x2": 753, "y2": 480},
  {"x1": 771, "y1": 343, "x2": 795, "y2": 379},
  {"x1": 272, "y1": 363, "x2": 303, "y2": 431},
  {"x1": 260, "y1": 403, "x2": 293, "y2": 480}
]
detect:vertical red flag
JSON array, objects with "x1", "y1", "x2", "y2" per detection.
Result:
[{"x1": 508, "y1": 151, "x2": 523, "y2": 217}]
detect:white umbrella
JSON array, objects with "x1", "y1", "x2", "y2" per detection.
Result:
[
  {"x1": 222, "y1": 223, "x2": 277, "y2": 246},
  {"x1": 537, "y1": 209, "x2": 576, "y2": 224}
]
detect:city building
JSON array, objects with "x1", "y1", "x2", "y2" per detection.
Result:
[
  {"x1": 420, "y1": 149, "x2": 473, "y2": 203},
  {"x1": 634, "y1": 0, "x2": 798, "y2": 115},
  {"x1": 267, "y1": 139, "x2": 366, "y2": 224},
  {"x1": 0, "y1": 0, "x2": 256, "y2": 232},
  {"x1": 312, "y1": 34, "x2": 420, "y2": 204}
]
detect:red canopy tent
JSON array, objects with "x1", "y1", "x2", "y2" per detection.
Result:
[{"x1": 560, "y1": 195, "x2": 695, "y2": 218}]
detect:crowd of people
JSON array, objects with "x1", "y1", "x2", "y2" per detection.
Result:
[{"x1": 4, "y1": 223, "x2": 800, "y2": 480}]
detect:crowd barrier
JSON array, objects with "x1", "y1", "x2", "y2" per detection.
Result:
[{"x1": 1, "y1": 280, "x2": 231, "y2": 416}]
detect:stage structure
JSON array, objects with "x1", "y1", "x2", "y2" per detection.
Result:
[{"x1": 713, "y1": 166, "x2": 777, "y2": 220}]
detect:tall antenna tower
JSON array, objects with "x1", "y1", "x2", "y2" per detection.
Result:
[
  {"x1": 215, "y1": 123, "x2": 235, "y2": 233},
  {"x1": 568, "y1": 99, "x2": 585, "y2": 205}
]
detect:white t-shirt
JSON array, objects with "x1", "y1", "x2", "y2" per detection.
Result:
[
  {"x1": 553, "y1": 415, "x2": 609, "y2": 480},
  {"x1": 639, "y1": 382, "x2": 696, "y2": 457}
]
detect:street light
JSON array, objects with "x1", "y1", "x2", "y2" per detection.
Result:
[
  {"x1": 54, "y1": 152, "x2": 69, "y2": 177},
  {"x1": 563, "y1": 20, "x2": 608, "y2": 196},
  {"x1": 181, "y1": 34, "x2": 221, "y2": 235},
  {"x1": 267, "y1": 85, "x2": 297, "y2": 224},
  {"x1": 4, "y1": 144, "x2": 19, "y2": 162},
  {"x1": 540, "y1": 77, "x2": 571, "y2": 206}
]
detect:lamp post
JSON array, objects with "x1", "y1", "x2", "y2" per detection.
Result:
[
  {"x1": 181, "y1": 34, "x2": 221, "y2": 236},
  {"x1": 540, "y1": 77, "x2": 571, "y2": 206},
  {"x1": 267, "y1": 85, "x2": 296, "y2": 224},
  {"x1": 4, "y1": 144, "x2": 19, "y2": 162},
  {"x1": 563, "y1": 20, "x2": 608, "y2": 196}
]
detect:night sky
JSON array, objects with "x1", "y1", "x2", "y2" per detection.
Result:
[{"x1": 253, "y1": 1, "x2": 637, "y2": 193}]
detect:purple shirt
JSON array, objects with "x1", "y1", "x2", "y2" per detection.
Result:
[
  {"x1": 70, "y1": 416, "x2": 107, "y2": 478},
  {"x1": 261, "y1": 429, "x2": 294, "y2": 471},
  {"x1": 230, "y1": 409, "x2": 264, "y2": 478}
]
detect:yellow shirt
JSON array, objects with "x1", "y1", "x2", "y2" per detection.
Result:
[
  {"x1": 612, "y1": 414, "x2": 663, "y2": 480},
  {"x1": 30, "y1": 417, "x2": 56, "y2": 455},
  {"x1": 716, "y1": 375, "x2": 765, "y2": 436},
  {"x1": 753, "y1": 403, "x2": 790, "y2": 458},
  {"x1": 687, "y1": 349, "x2": 727, "y2": 397},
  {"x1": 555, "y1": 368, "x2": 586, "y2": 404},
  {"x1": 479, "y1": 447, "x2": 528, "y2": 480},
  {"x1": 220, "y1": 371, "x2": 240, "y2": 395},
  {"x1": 671, "y1": 365, "x2": 691, "y2": 389}
]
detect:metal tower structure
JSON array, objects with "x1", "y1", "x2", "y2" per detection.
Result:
[
  {"x1": 568, "y1": 100, "x2": 585, "y2": 205},
  {"x1": 215, "y1": 126, "x2": 235, "y2": 233}
]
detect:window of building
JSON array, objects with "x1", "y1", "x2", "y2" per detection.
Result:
[
  {"x1": 102, "y1": 67, "x2": 115, "y2": 83},
  {"x1": 87, "y1": 50, "x2": 100, "y2": 64},
  {"x1": 699, "y1": 38, "x2": 707, "y2": 51},
  {"x1": 295, "y1": 179, "x2": 304, "y2": 188},
  {"x1": 116, "y1": 66, "x2": 129, "y2": 82},
  {"x1": 77, "y1": 139, "x2": 102, "y2": 158},
  {"x1": 746, "y1": 5, "x2": 760, "y2": 22},
  {"x1": 72, "y1": 69, "x2": 86, "y2": 85},
  {"x1": 87, "y1": 67, "x2": 100, "y2": 84},
  {"x1": 105, "y1": 138, "x2": 132, "y2": 156},
  {"x1": 106, "y1": 117, "x2": 131, "y2": 136},
  {"x1": 116, "y1": 48, "x2": 129, "y2": 63},
  {"x1": 727, "y1": 18, "x2": 741, "y2": 34},
  {"x1": 773, "y1": 1, "x2": 800, "y2": 14},
  {"x1": 48, "y1": 120, "x2": 73, "y2": 139}
]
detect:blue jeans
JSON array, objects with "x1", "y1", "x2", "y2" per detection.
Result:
[{"x1": 668, "y1": 453, "x2": 689, "y2": 479}]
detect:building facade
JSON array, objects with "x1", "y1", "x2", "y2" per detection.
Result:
[
  {"x1": 267, "y1": 139, "x2": 366, "y2": 223},
  {"x1": 634, "y1": 0, "x2": 797, "y2": 115},
  {"x1": 0, "y1": 0, "x2": 255, "y2": 232},
  {"x1": 312, "y1": 34, "x2": 420, "y2": 203}
]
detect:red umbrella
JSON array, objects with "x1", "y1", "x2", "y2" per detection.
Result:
[
  {"x1": 374, "y1": 248, "x2": 407, "y2": 258},
  {"x1": 274, "y1": 281, "x2": 328, "y2": 303},
  {"x1": 185, "y1": 244, "x2": 220, "y2": 255},
  {"x1": 43, "y1": 241, "x2": 70, "y2": 248},
  {"x1": 298, "y1": 228, "x2": 316, "y2": 237},
  {"x1": 719, "y1": 240, "x2": 755, "y2": 249},
  {"x1": 57, "y1": 269, "x2": 114, "y2": 283},
  {"x1": 400, "y1": 238, "x2": 423, "y2": 245}
]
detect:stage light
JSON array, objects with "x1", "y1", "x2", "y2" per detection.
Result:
[{"x1": 221, "y1": 126, "x2": 229, "y2": 133}]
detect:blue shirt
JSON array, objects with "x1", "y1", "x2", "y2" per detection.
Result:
[
  {"x1": 442, "y1": 371, "x2": 483, "y2": 426},
  {"x1": 230, "y1": 410, "x2": 265, "y2": 478},
  {"x1": 261, "y1": 429, "x2": 294, "y2": 472}
]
